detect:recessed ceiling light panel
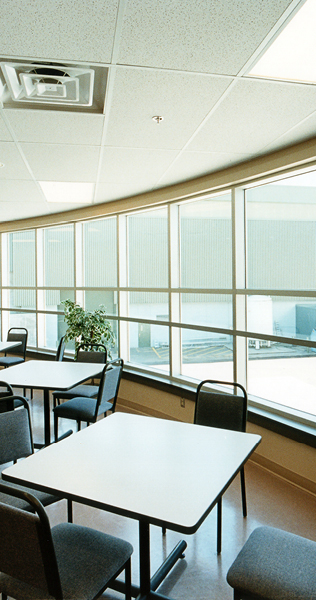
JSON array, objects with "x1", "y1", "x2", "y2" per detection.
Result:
[{"x1": 0, "y1": 62, "x2": 94, "y2": 107}]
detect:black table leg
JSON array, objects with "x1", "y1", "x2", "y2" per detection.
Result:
[
  {"x1": 139, "y1": 521, "x2": 151, "y2": 598},
  {"x1": 43, "y1": 388, "x2": 51, "y2": 446}
]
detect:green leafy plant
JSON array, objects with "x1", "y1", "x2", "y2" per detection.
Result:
[{"x1": 61, "y1": 299, "x2": 115, "y2": 358}]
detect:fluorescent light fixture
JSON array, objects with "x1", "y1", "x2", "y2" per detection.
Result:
[
  {"x1": 248, "y1": 0, "x2": 316, "y2": 83},
  {"x1": 39, "y1": 182, "x2": 94, "y2": 203}
]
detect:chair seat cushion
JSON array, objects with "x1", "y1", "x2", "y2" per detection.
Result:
[
  {"x1": 52, "y1": 384, "x2": 98, "y2": 400},
  {"x1": 0, "y1": 523, "x2": 133, "y2": 600},
  {"x1": 53, "y1": 397, "x2": 113, "y2": 422},
  {"x1": 0, "y1": 357, "x2": 24, "y2": 367},
  {"x1": 227, "y1": 526, "x2": 316, "y2": 600}
]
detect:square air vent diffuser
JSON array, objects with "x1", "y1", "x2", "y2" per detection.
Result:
[{"x1": 0, "y1": 62, "x2": 94, "y2": 107}]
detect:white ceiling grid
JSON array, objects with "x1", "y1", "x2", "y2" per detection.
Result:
[{"x1": 0, "y1": 0, "x2": 315, "y2": 222}]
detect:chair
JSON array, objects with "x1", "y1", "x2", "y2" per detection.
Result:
[
  {"x1": 0, "y1": 395, "x2": 73, "y2": 522},
  {"x1": 0, "y1": 381, "x2": 25, "y2": 411},
  {"x1": 0, "y1": 482, "x2": 133, "y2": 600},
  {"x1": 194, "y1": 379, "x2": 248, "y2": 554},
  {"x1": 52, "y1": 342, "x2": 107, "y2": 408},
  {"x1": 0, "y1": 328, "x2": 28, "y2": 368},
  {"x1": 0, "y1": 382, "x2": 14, "y2": 412},
  {"x1": 55, "y1": 335, "x2": 66, "y2": 362},
  {"x1": 53, "y1": 358, "x2": 123, "y2": 441},
  {"x1": 226, "y1": 526, "x2": 316, "y2": 600}
]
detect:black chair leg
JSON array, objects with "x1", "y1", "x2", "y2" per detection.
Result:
[
  {"x1": 77, "y1": 420, "x2": 81, "y2": 431},
  {"x1": 217, "y1": 497, "x2": 222, "y2": 554},
  {"x1": 240, "y1": 466, "x2": 247, "y2": 517},
  {"x1": 125, "y1": 558, "x2": 132, "y2": 600},
  {"x1": 67, "y1": 499, "x2": 73, "y2": 523},
  {"x1": 54, "y1": 414, "x2": 58, "y2": 443}
]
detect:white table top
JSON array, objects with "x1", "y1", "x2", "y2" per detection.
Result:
[
  {"x1": 3, "y1": 359, "x2": 104, "y2": 391},
  {"x1": 0, "y1": 341, "x2": 22, "y2": 352},
  {"x1": 3, "y1": 412, "x2": 261, "y2": 534}
]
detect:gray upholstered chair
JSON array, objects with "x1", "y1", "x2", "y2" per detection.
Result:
[
  {"x1": 226, "y1": 526, "x2": 316, "y2": 599},
  {"x1": 53, "y1": 358, "x2": 123, "y2": 441},
  {"x1": 0, "y1": 327, "x2": 28, "y2": 368},
  {"x1": 52, "y1": 342, "x2": 107, "y2": 408},
  {"x1": 194, "y1": 379, "x2": 248, "y2": 554},
  {"x1": 0, "y1": 482, "x2": 133, "y2": 600},
  {"x1": 0, "y1": 395, "x2": 73, "y2": 522}
]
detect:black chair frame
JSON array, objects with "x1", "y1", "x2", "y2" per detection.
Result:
[{"x1": 194, "y1": 379, "x2": 248, "y2": 554}]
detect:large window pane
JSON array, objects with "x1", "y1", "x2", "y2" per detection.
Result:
[
  {"x1": 180, "y1": 194, "x2": 232, "y2": 289},
  {"x1": 128, "y1": 208, "x2": 168, "y2": 288},
  {"x1": 128, "y1": 321, "x2": 169, "y2": 374},
  {"x1": 44, "y1": 225, "x2": 74, "y2": 287},
  {"x1": 9, "y1": 230, "x2": 35, "y2": 287},
  {"x1": 127, "y1": 292, "x2": 169, "y2": 320},
  {"x1": 247, "y1": 295, "x2": 316, "y2": 342},
  {"x1": 180, "y1": 293, "x2": 232, "y2": 328},
  {"x1": 9, "y1": 289, "x2": 36, "y2": 310},
  {"x1": 181, "y1": 330, "x2": 233, "y2": 381},
  {"x1": 44, "y1": 289, "x2": 75, "y2": 311},
  {"x1": 247, "y1": 172, "x2": 316, "y2": 290},
  {"x1": 83, "y1": 218, "x2": 117, "y2": 287},
  {"x1": 84, "y1": 291, "x2": 118, "y2": 316},
  {"x1": 248, "y1": 340, "x2": 316, "y2": 417},
  {"x1": 8, "y1": 311, "x2": 36, "y2": 347}
]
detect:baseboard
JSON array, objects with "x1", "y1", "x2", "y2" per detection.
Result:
[{"x1": 250, "y1": 454, "x2": 316, "y2": 498}]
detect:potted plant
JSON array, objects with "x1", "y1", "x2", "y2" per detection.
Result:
[{"x1": 61, "y1": 299, "x2": 115, "y2": 358}]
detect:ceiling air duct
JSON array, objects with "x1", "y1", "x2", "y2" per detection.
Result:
[{"x1": 0, "y1": 62, "x2": 94, "y2": 107}]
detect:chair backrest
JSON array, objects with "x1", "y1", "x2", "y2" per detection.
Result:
[
  {"x1": 0, "y1": 396, "x2": 33, "y2": 464},
  {"x1": 76, "y1": 343, "x2": 107, "y2": 364},
  {"x1": 6, "y1": 327, "x2": 28, "y2": 359},
  {"x1": 96, "y1": 358, "x2": 124, "y2": 415},
  {"x1": 194, "y1": 379, "x2": 247, "y2": 433},
  {"x1": 0, "y1": 381, "x2": 14, "y2": 413},
  {"x1": 0, "y1": 483, "x2": 63, "y2": 599},
  {"x1": 55, "y1": 336, "x2": 66, "y2": 361}
]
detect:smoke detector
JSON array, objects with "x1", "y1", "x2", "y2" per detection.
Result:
[{"x1": 0, "y1": 62, "x2": 94, "y2": 107}]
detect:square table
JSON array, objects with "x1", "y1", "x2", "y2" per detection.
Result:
[
  {"x1": 4, "y1": 360, "x2": 105, "y2": 446},
  {"x1": 3, "y1": 412, "x2": 261, "y2": 600}
]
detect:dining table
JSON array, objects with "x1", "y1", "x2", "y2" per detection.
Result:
[
  {"x1": 3, "y1": 411, "x2": 261, "y2": 600},
  {"x1": 4, "y1": 359, "x2": 106, "y2": 446}
]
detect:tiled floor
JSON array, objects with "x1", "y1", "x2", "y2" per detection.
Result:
[{"x1": 15, "y1": 390, "x2": 316, "y2": 599}]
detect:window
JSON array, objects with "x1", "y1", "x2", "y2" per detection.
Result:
[{"x1": 1, "y1": 170, "x2": 316, "y2": 425}]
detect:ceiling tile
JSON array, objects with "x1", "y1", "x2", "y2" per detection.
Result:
[
  {"x1": 263, "y1": 112, "x2": 316, "y2": 153},
  {"x1": 95, "y1": 182, "x2": 151, "y2": 202},
  {"x1": 0, "y1": 142, "x2": 32, "y2": 179},
  {"x1": 5, "y1": 110, "x2": 105, "y2": 145},
  {"x1": 0, "y1": 114, "x2": 13, "y2": 141},
  {"x1": 118, "y1": 0, "x2": 294, "y2": 75},
  {"x1": 0, "y1": 0, "x2": 119, "y2": 63},
  {"x1": 104, "y1": 68, "x2": 232, "y2": 149},
  {"x1": 20, "y1": 143, "x2": 101, "y2": 181},
  {"x1": 158, "y1": 150, "x2": 251, "y2": 187},
  {"x1": 188, "y1": 78, "x2": 316, "y2": 154},
  {"x1": 0, "y1": 200, "x2": 71, "y2": 222},
  {"x1": 98, "y1": 147, "x2": 178, "y2": 184},
  {"x1": 0, "y1": 179, "x2": 45, "y2": 202}
]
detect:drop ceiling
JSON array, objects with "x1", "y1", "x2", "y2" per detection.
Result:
[{"x1": 0, "y1": 0, "x2": 315, "y2": 223}]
